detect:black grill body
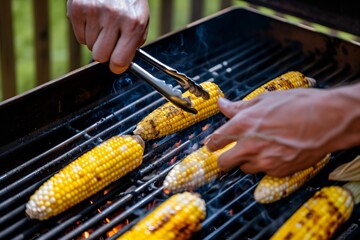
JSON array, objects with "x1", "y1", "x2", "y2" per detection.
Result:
[{"x1": 0, "y1": 7, "x2": 359, "y2": 240}]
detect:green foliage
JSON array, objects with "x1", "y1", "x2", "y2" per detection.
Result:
[{"x1": 2, "y1": 0, "x2": 233, "y2": 101}]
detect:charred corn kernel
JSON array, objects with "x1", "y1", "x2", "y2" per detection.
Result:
[
  {"x1": 163, "y1": 142, "x2": 236, "y2": 193},
  {"x1": 254, "y1": 154, "x2": 331, "y2": 204},
  {"x1": 133, "y1": 82, "x2": 224, "y2": 140},
  {"x1": 270, "y1": 185, "x2": 354, "y2": 240},
  {"x1": 118, "y1": 192, "x2": 206, "y2": 240},
  {"x1": 243, "y1": 71, "x2": 316, "y2": 100},
  {"x1": 26, "y1": 135, "x2": 145, "y2": 220}
]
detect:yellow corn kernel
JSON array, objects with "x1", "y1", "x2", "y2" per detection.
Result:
[
  {"x1": 117, "y1": 192, "x2": 206, "y2": 240},
  {"x1": 270, "y1": 185, "x2": 354, "y2": 240},
  {"x1": 133, "y1": 82, "x2": 224, "y2": 140},
  {"x1": 254, "y1": 154, "x2": 331, "y2": 204},
  {"x1": 163, "y1": 142, "x2": 236, "y2": 194},
  {"x1": 243, "y1": 71, "x2": 316, "y2": 100},
  {"x1": 26, "y1": 135, "x2": 145, "y2": 220}
]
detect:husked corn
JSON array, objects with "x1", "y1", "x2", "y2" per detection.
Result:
[
  {"x1": 26, "y1": 135, "x2": 145, "y2": 220},
  {"x1": 270, "y1": 185, "x2": 354, "y2": 240},
  {"x1": 117, "y1": 192, "x2": 206, "y2": 240},
  {"x1": 243, "y1": 71, "x2": 316, "y2": 100},
  {"x1": 254, "y1": 154, "x2": 331, "y2": 204},
  {"x1": 133, "y1": 82, "x2": 224, "y2": 140},
  {"x1": 163, "y1": 142, "x2": 236, "y2": 193}
]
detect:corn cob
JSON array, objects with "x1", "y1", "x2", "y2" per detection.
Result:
[
  {"x1": 243, "y1": 71, "x2": 316, "y2": 100},
  {"x1": 26, "y1": 135, "x2": 145, "y2": 220},
  {"x1": 163, "y1": 142, "x2": 236, "y2": 194},
  {"x1": 133, "y1": 82, "x2": 224, "y2": 140},
  {"x1": 163, "y1": 142, "x2": 236, "y2": 193},
  {"x1": 117, "y1": 192, "x2": 206, "y2": 240},
  {"x1": 254, "y1": 154, "x2": 331, "y2": 204},
  {"x1": 270, "y1": 182, "x2": 360, "y2": 240}
]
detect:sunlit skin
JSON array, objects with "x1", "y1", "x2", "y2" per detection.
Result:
[
  {"x1": 205, "y1": 83, "x2": 360, "y2": 177},
  {"x1": 67, "y1": 0, "x2": 150, "y2": 74}
]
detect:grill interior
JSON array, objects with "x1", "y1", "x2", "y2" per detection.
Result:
[{"x1": 0, "y1": 7, "x2": 360, "y2": 240}]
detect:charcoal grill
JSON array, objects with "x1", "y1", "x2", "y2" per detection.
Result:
[{"x1": 1, "y1": 3, "x2": 360, "y2": 240}]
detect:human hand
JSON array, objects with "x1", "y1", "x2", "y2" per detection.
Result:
[
  {"x1": 67, "y1": 0, "x2": 150, "y2": 74},
  {"x1": 204, "y1": 88, "x2": 350, "y2": 177}
]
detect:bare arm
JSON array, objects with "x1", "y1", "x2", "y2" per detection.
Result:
[
  {"x1": 205, "y1": 82, "x2": 360, "y2": 177},
  {"x1": 67, "y1": 0, "x2": 150, "y2": 74}
]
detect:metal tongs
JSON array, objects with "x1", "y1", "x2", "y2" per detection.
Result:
[{"x1": 129, "y1": 49, "x2": 210, "y2": 114}]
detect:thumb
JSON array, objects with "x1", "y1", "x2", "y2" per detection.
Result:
[{"x1": 218, "y1": 97, "x2": 251, "y2": 118}]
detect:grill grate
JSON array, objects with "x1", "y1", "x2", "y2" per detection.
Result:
[{"x1": 1, "y1": 7, "x2": 360, "y2": 240}]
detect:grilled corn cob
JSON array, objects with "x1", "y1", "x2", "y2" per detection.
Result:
[
  {"x1": 133, "y1": 82, "x2": 224, "y2": 140},
  {"x1": 163, "y1": 71, "x2": 316, "y2": 193},
  {"x1": 26, "y1": 135, "x2": 145, "y2": 220},
  {"x1": 243, "y1": 71, "x2": 316, "y2": 100},
  {"x1": 254, "y1": 154, "x2": 331, "y2": 204},
  {"x1": 117, "y1": 192, "x2": 206, "y2": 240},
  {"x1": 270, "y1": 182, "x2": 360, "y2": 240},
  {"x1": 163, "y1": 142, "x2": 236, "y2": 193}
]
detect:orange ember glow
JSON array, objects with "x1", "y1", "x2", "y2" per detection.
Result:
[
  {"x1": 202, "y1": 124, "x2": 210, "y2": 131},
  {"x1": 188, "y1": 133, "x2": 195, "y2": 139},
  {"x1": 168, "y1": 156, "x2": 177, "y2": 165},
  {"x1": 229, "y1": 209, "x2": 234, "y2": 216},
  {"x1": 147, "y1": 200, "x2": 157, "y2": 210},
  {"x1": 82, "y1": 231, "x2": 90, "y2": 239},
  {"x1": 97, "y1": 208, "x2": 102, "y2": 213},
  {"x1": 163, "y1": 188, "x2": 171, "y2": 195},
  {"x1": 174, "y1": 140, "x2": 182, "y2": 147},
  {"x1": 106, "y1": 220, "x2": 130, "y2": 238}
]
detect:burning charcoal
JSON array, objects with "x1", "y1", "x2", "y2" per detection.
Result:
[
  {"x1": 117, "y1": 192, "x2": 206, "y2": 240},
  {"x1": 270, "y1": 183, "x2": 360, "y2": 240},
  {"x1": 254, "y1": 154, "x2": 331, "y2": 204},
  {"x1": 26, "y1": 135, "x2": 145, "y2": 220},
  {"x1": 133, "y1": 82, "x2": 224, "y2": 140}
]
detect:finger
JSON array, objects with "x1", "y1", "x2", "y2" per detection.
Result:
[
  {"x1": 92, "y1": 29, "x2": 119, "y2": 63},
  {"x1": 204, "y1": 132, "x2": 236, "y2": 152},
  {"x1": 109, "y1": 31, "x2": 145, "y2": 74},
  {"x1": 217, "y1": 140, "x2": 266, "y2": 171},
  {"x1": 67, "y1": 1, "x2": 86, "y2": 44},
  {"x1": 238, "y1": 162, "x2": 261, "y2": 175},
  {"x1": 84, "y1": 12, "x2": 101, "y2": 51},
  {"x1": 218, "y1": 97, "x2": 260, "y2": 119}
]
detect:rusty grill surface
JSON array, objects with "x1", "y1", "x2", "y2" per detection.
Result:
[{"x1": 0, "y1": 7, "x2": 360, "y2": 240}]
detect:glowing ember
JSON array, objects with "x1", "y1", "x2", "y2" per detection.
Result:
[
  {"x1": 202, "y1": 124, "x2": 210, "y2": 131},
  {"x1": 174, "y1": 140, "x2": 182, "y2": 147},
  {"x1": 97, "y1": 208, "x2": 102, "y2": 213},
  {"x1": 106, "y1": 220, "x2": 130, "y2": 238},
  {"x1": 188, "y1": 133, "x2": 196, "y2": 139},
  {"x1": 82, "y1": 231, "x2": 90, "y2": 239},
  {"x1": 168, "y1": 156, "x2": 177, "y2": 165},
  {"x1": 163, "y1": 188, "x2": 171, "y2": 195},
  {"x1": 147, "y1": 200, "x2": 157, "y2": 210}
]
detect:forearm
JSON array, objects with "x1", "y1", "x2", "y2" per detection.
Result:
[{"x1": 324, "y1": 83, "x2": 360, "y2": 152}]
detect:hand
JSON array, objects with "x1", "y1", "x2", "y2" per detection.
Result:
[
  {"x1": 205, "y1": 86, "x2": 360, "y2": 177},
  {"x1": 67, "y1": 0, "x2": 150, "y2": 74}
]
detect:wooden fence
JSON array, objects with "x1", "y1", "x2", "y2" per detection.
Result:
[{"x1": 0, "y1": 0, "x2": 233, "y2": 101}]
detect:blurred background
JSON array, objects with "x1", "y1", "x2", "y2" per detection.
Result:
[
  {"x1": 1, "y1": 0, "x2": 357, "y2": 102},
  {"x1": 0, "y1": 0, "x2": 242, "y2": 101}
]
